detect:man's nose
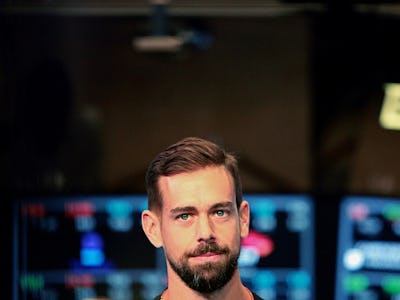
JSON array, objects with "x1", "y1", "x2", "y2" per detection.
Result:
[{"x1": 197, "y1": 215, "x2": 215, "y2": 242}]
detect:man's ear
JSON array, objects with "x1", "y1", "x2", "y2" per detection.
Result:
[
  {"x1": 239, "y1": 200, "x2": 250, "y2": 238},
  {"x1": 141, "y1": 209, "x2": 163, "y2": 248}
]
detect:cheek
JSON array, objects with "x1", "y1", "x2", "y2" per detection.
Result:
[
  {"x1": 161, "y1": 227, "x2": 191, "y2": 255},
  {"x1": 218, "y1": 222, "x2": 241, "y2": 243}
]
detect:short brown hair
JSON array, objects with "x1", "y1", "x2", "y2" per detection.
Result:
[{"x1": 145, "y1": 137, "x2": 243, "y2": 212}]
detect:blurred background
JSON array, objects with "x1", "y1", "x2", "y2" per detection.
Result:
[{"x1": 1, "y1": 0, "x2": 400, "y2": 299}]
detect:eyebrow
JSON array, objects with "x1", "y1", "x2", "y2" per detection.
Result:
[
  {"x1": 169, "y1": 201, "x2": 235, "y2": 216},
  {"x1": 170, "y1": 206, "x2": 197, "y2": 216},
  {"x1": 210, "y1": 201, "x2": 235, "y2": 211}
]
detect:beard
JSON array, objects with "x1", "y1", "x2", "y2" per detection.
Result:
[{"x1": 166, "y1": 241, "x2": 240, "y2": 294}]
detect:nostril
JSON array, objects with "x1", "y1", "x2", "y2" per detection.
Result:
[{"x1": 197, "y1": 236, "x2": 216, "y2": 244}]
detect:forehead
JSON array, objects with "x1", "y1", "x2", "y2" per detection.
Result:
[{"x1": 158, "y1": 166, "x2": 235, "y2": 209}]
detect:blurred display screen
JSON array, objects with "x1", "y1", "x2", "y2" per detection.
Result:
[
  {"x1": 12, "y1": 194, "x2": 314, "y2": 300},
  {"x1": 13, "y1": 195, "x2": 166, "y2": 300},
  {"x1": 335, "y1": 196, "x2": 400, "y2": 300},
  {"x1": 241, "y1": 194, "x2": 314, "y2": 300}
]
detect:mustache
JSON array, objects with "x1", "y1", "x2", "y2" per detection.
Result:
[{"x1": 187, "y1": 242, "x2": 229, "y2": 257}]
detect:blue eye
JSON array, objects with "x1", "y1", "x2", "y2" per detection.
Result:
[
  {"x1": 216, "y1": 210, "x2": 225, "y2": 217},
  {"x1": 179, "y1": 214, "x2": 190, "y2": 220}
]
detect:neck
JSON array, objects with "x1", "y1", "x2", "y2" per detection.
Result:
[{"x1": 164, "y1": 268, "x2": 250, "y2": 300}]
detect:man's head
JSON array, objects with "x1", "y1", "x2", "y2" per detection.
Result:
[
  {"x1": 145, "y1": 136, "x2": 243, "y2": 213},
  {"x1": 142, "y1": 137, "x2": 250, "y2": 295}
]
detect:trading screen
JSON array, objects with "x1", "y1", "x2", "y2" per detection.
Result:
[
  {"x1": 241, "y1": 194, "x2": 314, "y2": 300},
  {"x1": 13, "y1": 195, "x2": 166, "y2": 300},
  {"x1": 12, "y1": 194, "x2": 314, "y2": 300},
  {"x1": 335, "y1": 196, "x2": 400, "y2": 300}
]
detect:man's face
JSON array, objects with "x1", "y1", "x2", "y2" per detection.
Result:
[{"x1": 157, "y1": 166, "x2": 249, "y2": 293}]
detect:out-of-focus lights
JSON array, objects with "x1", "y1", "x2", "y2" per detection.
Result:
[
  {"x1": 382, "y1": 275, "x2": 400, "y2": 295},
  {"x1": 242, "y1": 230, "x2": 274, "y2": 257},
  {"x1": 286, "y1": 271, "x2": 311, "y2": 288},
  {"x1": 238, "y1": 246, "x2": 260, "y2": 267},
  {"x1": 81, "y1": 249, "x2": 105, "y2": 267},
  {"x1": 383, "y1": 203, "x2": 400, "y2": 222},
  {"x1": 380, "y1": 83, "x2": 400, "y2": 130},
  {"x1": 343, "y1": 248, "x2": 365, "y2": 271},
  {"x1": 343, "y1": 274, "x2": 369, "y2": 292},
  {"x1": 133, "y1": 36, "x2": 184, "y2": 52},
  {"x1": 347, "y1": 203, "x2": 369, "y2": 221}
]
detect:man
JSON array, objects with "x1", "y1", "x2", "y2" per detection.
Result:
[{"x1": 141, "y1": 137, "x2": 263, "y2": 300}]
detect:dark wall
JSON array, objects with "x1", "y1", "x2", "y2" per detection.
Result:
[{"x1": 1, "y1": 15, "x2": 312, "y2": 195}]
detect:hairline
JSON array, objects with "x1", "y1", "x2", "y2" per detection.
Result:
[
  {"x1": 155, "y1": 164, "x2": 240, "y2": 210},
  {"x1": 151, "y1": 165, "x2": 240, "y2": 214}
]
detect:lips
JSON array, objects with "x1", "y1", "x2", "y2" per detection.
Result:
[
  {"x1": 190, "y1": 252, "x2": 223, "y2": 263},
  {"x1": 197, "y1": 252, "x2": 219, "y2": 257},
  {"x1": 190, "y1": 251, "x2": 224, "y2": 261}
]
